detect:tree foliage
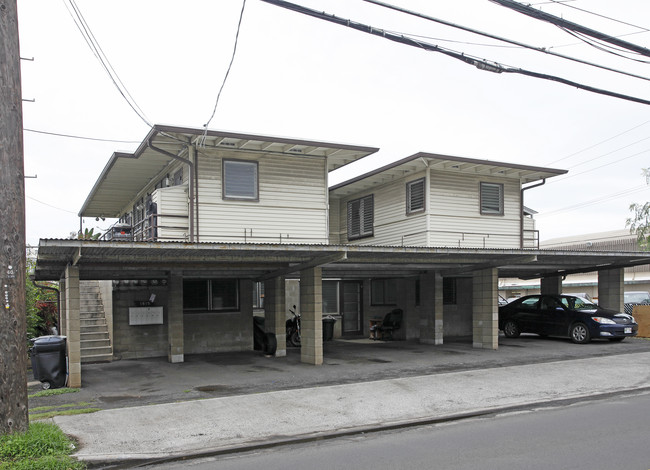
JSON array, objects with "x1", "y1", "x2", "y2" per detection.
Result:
[
  {"x1": 25, "y1": 258, "x2": 59, "y2": 339},
  {"x1": 626, "y1": 168, "x2": 650, "y2": 250}
]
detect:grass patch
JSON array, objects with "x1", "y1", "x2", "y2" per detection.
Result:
[
  {"x1": 30, "y1": 403, "x2": 93, "y2": 413},
  {"x1": 30, "y1": 408, "x2": 101, "y2": 421},
  {"x1": 0, "y1": 421, "x2": 85, "y2": 469},
  {"x1": 29, "y1": 388, "x2": 80, "y2": 399}
]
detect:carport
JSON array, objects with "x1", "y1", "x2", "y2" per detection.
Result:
[{"x1": 34, "y1": 238, "x2": 650, "y2": 387}]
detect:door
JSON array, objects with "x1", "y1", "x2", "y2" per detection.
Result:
[{"x1": 340, "y1": 281, "x2": 363, "y2": 336}]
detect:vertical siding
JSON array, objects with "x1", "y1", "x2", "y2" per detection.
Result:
[{"x1": 195, "y1": 149, "x2": 328, "y2": 244}]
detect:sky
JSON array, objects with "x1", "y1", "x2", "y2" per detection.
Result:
[{"x1": 15, "y1": 0, "x2": 650, "y2": 247}]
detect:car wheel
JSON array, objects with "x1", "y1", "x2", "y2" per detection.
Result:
[
  {"x1": 503, "y1": 320, "x2": 520, "y2": 338},
  {"x1": 608, "y1": 337, "x2": 625, "y2": 342},
  {"x1": 570, "y1": 323, "x2": 590, "y2": 344}
]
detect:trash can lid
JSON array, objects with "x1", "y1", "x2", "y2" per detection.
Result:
[{"x1": 32, "y1": 335, "x2": 67, "y2": 352}]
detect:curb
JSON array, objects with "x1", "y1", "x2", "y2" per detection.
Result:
[{"x1": 86, "y1": 386, "x2": 650, "y2": 469}]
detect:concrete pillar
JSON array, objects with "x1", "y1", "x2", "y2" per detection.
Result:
[
  {"x1": 598, "y1": 268, "x2": 624, "y2": 312},
  {"x1": 167, "y1": 271, "x2": 184, "y2": 363},
  {"x1": 541, "y1": 276, "x2": 562, "y2": 296},
  {"x1": 472, "y1": 268, "x2": 498, "y2": 350},
  {"x1": 419, "y1": 272, "x2": 443, "y2": 345},
  {"x1": 300, "y1": 267, "x2": 322, "y2": 365},
  {"x1": 59, "y1": 278, "x2": 67, "y2": 335},
  {"x1": 64, "y1": 265, "x2": 81, "y2": 388},
  {"x1": 264, "y1": 277, "x2": 286, "y2": 357}
]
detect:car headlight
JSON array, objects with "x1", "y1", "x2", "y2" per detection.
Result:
[{"x1": 591, "y1": 317, "x2": 616, "y2": 324}]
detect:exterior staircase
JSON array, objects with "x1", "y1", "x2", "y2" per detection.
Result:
[{"x1": 80, "y1": 281, "x2": 113, "y2": 363}]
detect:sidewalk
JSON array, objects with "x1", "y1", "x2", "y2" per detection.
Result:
[{"x1": 53, "y1": 350, "x2": 650, "y2": 466}]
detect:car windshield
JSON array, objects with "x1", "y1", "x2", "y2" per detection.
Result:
[
  {"x1": 560, "y1": 296, "x2": 598, "y2": 310},
  {"x1": 624, "y1": 292, "x2": 650, "y2": 303}
]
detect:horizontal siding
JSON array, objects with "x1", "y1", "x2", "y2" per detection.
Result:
[
  {"x1": 429, "y1": 172, "x2": 521, "y2": 248},
  {"x1": 153, "y1": 186, "x2": 189, "y2": 241},
  {"x1": 195, "y1": 149, "x2": 328, "y2": 243}
]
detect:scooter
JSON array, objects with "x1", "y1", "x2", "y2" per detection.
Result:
[{"x1": 286, "y1": 305, "x2": 301, "y2": 347}]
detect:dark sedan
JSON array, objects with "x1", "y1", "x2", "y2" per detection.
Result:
[{"x1": 499, "y1": 294, "x2": 638, "y2": 344}]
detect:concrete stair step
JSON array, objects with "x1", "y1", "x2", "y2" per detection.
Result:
[
  {"x1": 81, "y1": 339, "x2": 111, "y2": 349},
  {"x1": 80, "y1": 318, "x2": 107, "y2": 327},
  {"x1": 81, "y1": 345, "x2": 112, "y2": 357},
  {"x1": 81, "y1": 353, "x2": 113, "y2": 364},
  {"x1": 81, "y1": 331, "x2": 109, "y2": 340}
]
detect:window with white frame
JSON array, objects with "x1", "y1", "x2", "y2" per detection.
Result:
[
  {"x1": 223, "y1": 160, "x2": 258, "y2": 200},
  {"x1": 480, "y1": 182, "x2": 504, "y2": 215},
  {"x1": 347, "y1": 194, "x2": 374, "y2": 240},
  {"x1": 406, "y1": 178, "x2": 425, "y2": 214}
]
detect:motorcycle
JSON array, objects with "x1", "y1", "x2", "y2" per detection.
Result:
[{"x1": 286, "y1": 305, "x2": 301, "y2": 347}]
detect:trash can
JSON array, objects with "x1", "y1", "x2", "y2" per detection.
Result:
[
  {"x1": 322, "y1": 316, "x2": 336, "y2": 341},
  {"x1": 30, "y1": 336, "x2": 67, "y2": 390}
]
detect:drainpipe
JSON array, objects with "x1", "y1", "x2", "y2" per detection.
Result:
[
  {"x1": 148, "y1": 138, "x2": 195, "y2": 242},
  {"x1": 520, "y1": 179, "x2": 546, "y2": 248},
  {"x1": 31, "y1": 276, "x2": 61, "y2": 334}
]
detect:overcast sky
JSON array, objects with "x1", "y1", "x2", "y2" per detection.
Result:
[{"x1": 16, "y1": 0, "x2": 650, "y2": 246}]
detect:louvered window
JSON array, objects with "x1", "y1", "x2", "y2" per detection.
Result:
[
  {"x1": 223, "y1": 160, "x2": 258, "y2": 200},
  {"x1": 480, "y1": 182, "x2": 503, "y2": 215},
  {"x1": 407, "y1": 178, "x2": 425, "y2": 214},
  {"x1": 347, "y1": 195, "x2": 374, "y2": 240}
]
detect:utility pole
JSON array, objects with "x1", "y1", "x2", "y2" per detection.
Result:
[{"x1": 0, "y1": 0, "x2": 29, "y2": 434}]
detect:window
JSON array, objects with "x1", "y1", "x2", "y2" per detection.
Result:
[
  {"x1": 322, "y1": 281, "x2": 339, "y2": 314},
  {"x1": 407, "y1": 178, "x2": 425, "y2": 214},
  {"x1": 223, "y1": 160, "x2": 258, "y2": 200},
  {"x1": 347, "y1": 195, "x2": 374, "y2": 240},
  {"x1": 371, "y1": 279, "x2": 396, "y2": 305},
  {"x1": 443, "y1": 277, "x2": 457, "y2": 305},
  {"x1": 183, "y1": 279, "x2": 239, "y2": 312},
  {"x1": 480, "y1": 182, "x2": 504, "y2": 215}
]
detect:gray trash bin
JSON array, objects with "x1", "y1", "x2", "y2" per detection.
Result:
[
  {"x1": 30, "y1": 336, "x2": 67, "y2": 390},
  {"x1": 322, "y1": 316, "x2": 336, "y2": 341}
]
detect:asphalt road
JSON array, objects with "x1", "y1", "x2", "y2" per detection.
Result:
[{"x1": 148, "y1": 391, "x2": 650, "y2": 470}]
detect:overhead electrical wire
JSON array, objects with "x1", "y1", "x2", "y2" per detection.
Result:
[
  {"x1": 548, "y1": 0, "x2": 650, "y2": 35},
  {"x1": 24, "y1": 128, "x2": 140, "y2": 144},
  {"x1": 62, "y1": 0, "x2": 152, "y2": 127},
  {"x1": 26, "y1": 195, "x2": 78, "y2": 215},
  {"x1": 362, "y1": 0, "x2": 650, "y2": 82},
  {"x1": 537, "y1": 184, "x2": 649, "y2": 217},
  {"x1": 259, "y1": 0, "x2": 650, "y2": 107},
  {"x1": 200, "y1": 0, "x2": 247, "y2": 145}
]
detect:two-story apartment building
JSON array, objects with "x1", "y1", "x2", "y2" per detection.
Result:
[{"x1": 34, "y1": 125, "x2": 650, "y2": 387}]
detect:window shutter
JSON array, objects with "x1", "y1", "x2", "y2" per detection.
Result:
[
  {"x1": 480, "y1": 183, "x2": 503, "y2": 215},
  {"x1": 224, "y1": 160, "x2": 258, "y2": 199},
  {"x1": 348, "y1": 199, "x2": 361, "y2": 238},
  {"x1": 361, "y1": 195, "x2": 373, "y2": 236},
  {"x1": 407, "y1": 179, "x2": 425, "y2": 213},
  {"x1": 347, "y1": 195, "x2": 373, "y2": 240}
]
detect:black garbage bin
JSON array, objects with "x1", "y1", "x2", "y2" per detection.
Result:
[
  {"x1": 322, "y1": 316, "x2": 336, "y2": 341},
  {"x1": 30, "y1": 336, "x2": 67, "y2": 390}
]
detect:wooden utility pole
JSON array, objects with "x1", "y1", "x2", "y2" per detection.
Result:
[{"x1": 0, "y1": 0, "x2": 29, "y2": 434}]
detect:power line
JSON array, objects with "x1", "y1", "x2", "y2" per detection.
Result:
[
  {"x1": 201, "y1": 0, "x2": 247, "y2": 142},
  {"x1": 489, "y1": 0, "x2": 650, "y2": 58},
  {"x1": 363, "y1": 0, "x2": 650, "y2": 83},
  {"x1": 24, "y1": 128, "x2": 140, "y2": 144},
  {"x1": 548, "y1": 0, "x2": 650, "y2": 34},
  {"x1": 260, "y1": 0, "x2": 650, "y2": 107},
  {"x1": 537, "y1": 184, "x2": 649, "y2": 217},
  {"x1": 62, "y1": 0, "x2": 152, "y2": 127},
  {"x1": 26, "y1": 195, "x2": 77, "y2": 214}
]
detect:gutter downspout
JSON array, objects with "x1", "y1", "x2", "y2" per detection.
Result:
[
  {"x1": 148, "y1": 138, "x2": 195, "y2": 242},
  {"x1": 520, "y1": 179, "x2": 546, "y2": 248}
]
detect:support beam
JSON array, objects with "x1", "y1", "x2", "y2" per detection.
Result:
[
  {"x1": 264, "y1": 276, "x2": 286, "y2": 357},
  {"x1": 598, "y1": 268, "x2": 624, "y2": 312},
  {"x1": 419, "y1": 272, "x2": 443, "y2": 344},
  {"x1": 65, "y1": 265, "x2": 82, "y2": 387},
  {"x1": 300, "y1": 267, "x2": 323, "y2": 365},
  {"x1": 167, "y1": 271, "x2": 184, "y2": 363},
  {"x1": 472, "y1": 268, "x2": 498, "y2": 350},
  {"x1": 257, "y1": 252, "x2": 347, "y2": 282},
  {"x1": 541, "y1": 275, "x2": 562, "y2": 296}
]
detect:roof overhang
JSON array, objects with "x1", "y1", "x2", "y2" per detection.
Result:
[
  {"x1": 79, "y1": 125, "x2": 379, "y2": 218},
  {"x1": 34, "y1": 239, "x2": 650, "y2": 282},
  {"x1": 330, "y1": 152, "x2": 567, "y2": 198}
]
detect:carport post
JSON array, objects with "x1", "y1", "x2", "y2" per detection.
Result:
[
  {"x1": 300, "y1": 267, "x2": 323, "y2": 365},
  {"x1": 598, "y1": 268, "x2": 624, "y2": 312},
  {"x1": 472, "y1": 268, "x2": 498, "y2": 350},
  {"x1": 167, "y1": 270, "x2": 184, "y2": 363},
  {"x1": 64, "y1": 265, "x2": 82, "y2": 387},
  {"x1": 541, "y1": 276, "x2": 562, "y2": 296},
  {"x1": 419, "y1": 271, "x2": 443, "y2": 345},
  {"x1": 264, "y1": 276, "x2": 286, "y2": 357}
]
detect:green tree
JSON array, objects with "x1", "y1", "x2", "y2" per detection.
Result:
[
  {"x1": 25, "y1": 258, "x2": 59, "y2": 339},
  {"x1": 627, "y1": 168, "x2": 650, "y2": 250}
]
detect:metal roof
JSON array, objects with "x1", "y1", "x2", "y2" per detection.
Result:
[
  {"x1": 34, "y1": 239, "x2": 650, "y2": 282},
  {"x1": 330, "y1": 152, "x2": 567, "y2": 197},
  {"x1": 79, "y1": 125, "x2": 379, "y2": 218}
]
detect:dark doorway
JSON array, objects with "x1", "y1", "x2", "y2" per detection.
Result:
[{"x1": 341, "y1": 281, "x2": 363, "y2": 336}]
